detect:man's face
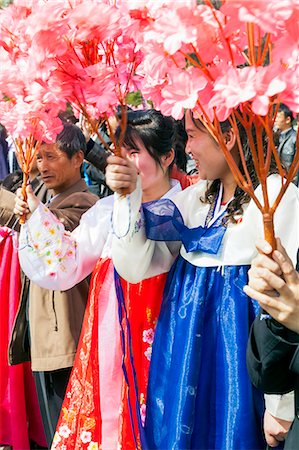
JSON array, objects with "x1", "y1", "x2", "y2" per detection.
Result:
[
  {"x1": 274, "y1": 111, "x2": 291, "y2": 132},
  {"x1": 36, "y1": 143, "x2": 83, "y2": 194}
]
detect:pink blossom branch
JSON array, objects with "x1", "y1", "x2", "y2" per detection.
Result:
[
  {"x1": 259, "y1": 33, "x2": 271, "y2": 66},
  {"x1": 180, "y1": 47, "x2": 214, "y2": 82},
  {"x1": 212, "y1": 111, "x2": 263, "y2": 209},
  {"x1": 228, "y1": 112, "x2": 253, "y2": 189},
  {"x1": 15, "y1": 132, "x2": 41, "y2": 224},
  {"x1": 247, "y1": 23, "x2": 256, "y2": 66},
  {"x1": 104, "y1": 112, "x2": 119, "y2": 155},
  {"x1": 258, "y1": 111, "x2": 285, "y2": 177},
  {"x1": 257, "y1": 28, "x2": 262, "y2": 64},
  {"x1": 194, "y1": 100, "x2": 218, "y2": 141},
  {"x1": 255, "y1": 120, "x2": 271, "y2": 212},
  {"x1": 204, "y1": 0, "x2": 235, "y2": 66},
  {"x1": 71, "y1": 96, "x2": 111, "y2": 152},
  {"x1": 234, "y1": 108, "x2": 261, "y2": 180}
]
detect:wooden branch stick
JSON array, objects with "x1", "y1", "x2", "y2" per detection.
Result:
[
  {"x1": 247, "y1": 23, "x2": 256, "y2": 66},
  {"x1": 15, "y1": 137, "x2": 40, "y2": 224},
  {"x1": 228, "y1": 112, "x2": 253, "y2": 189}
]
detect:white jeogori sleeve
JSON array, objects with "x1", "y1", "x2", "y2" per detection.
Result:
[
  {"x1": 111, "y1": 177, "x2": 181, "y2": 283},
  {"x1": 18, "y1": 197, "x2": 113, "y2": 290},
  {"x1": 264, "y1": 392, "x2": 295, "y2": 422}
]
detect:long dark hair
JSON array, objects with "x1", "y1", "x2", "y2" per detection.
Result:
[
  {"x1": 115, "y1": 109, "x2": 175, "y2": 171},
  {"x1": 190, "y1": 113, "x2": 277, "y2": 223}
]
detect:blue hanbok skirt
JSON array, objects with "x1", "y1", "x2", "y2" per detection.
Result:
[{"x1": 144, "y1": 255, "x2": 265, "y2": 450}]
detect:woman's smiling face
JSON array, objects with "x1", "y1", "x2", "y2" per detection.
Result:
[{"x1": 185, "y1": 110, "x2": 228, "y2": 181}]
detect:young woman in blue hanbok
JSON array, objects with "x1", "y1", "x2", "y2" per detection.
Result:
[{"x1": 107, "y1": 110, "x2": 299, "y2": 449}]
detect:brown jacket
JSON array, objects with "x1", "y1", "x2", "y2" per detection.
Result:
[{"x1": 2, "y1": 178, "x2": 98, "y2": 371}]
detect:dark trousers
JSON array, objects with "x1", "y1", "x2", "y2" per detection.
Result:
[{"x1": 34, "y1": 367, "x2": 72, "y2": 448}]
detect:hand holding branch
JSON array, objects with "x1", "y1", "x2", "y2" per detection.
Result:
[
  {"x1": 14, "y1": 185, "x2": 40, "y2": 222},
  {"x1": 244, "y1": 238, "x2": 299, "y2": 333},
  {"x1": 106, "y1": 149, "x2": 138, "y2": 197}
]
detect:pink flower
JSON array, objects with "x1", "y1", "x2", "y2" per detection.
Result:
[
  {"x1": 144, "y1": 346, "x2": 152, "y2": 361},
  {"x1": 252, "y1": 65, "x2": 286, "y2": 115},
  {"x1": 148, "y1": 6, "x2": 197, "y2": 55},
  {"x1": 221, "y1": 0, "x2": 296, "y2": 35},
  {"x1": 68, "y1": 2, "x2": 121, "y2": 42},
  {"x1": 212, "y1": 66, "x2": 257, "y2": 109},
  {"x1": 210, "y1": 65, "x2": 286, "y2": 118},
  {"x1": 280, "y1": 67, "x2": 299, "y2": 113},
  {"x1": 160, "y1": 67, "x2": 208, "y2": 120},
  {"x1": 58, "y1": 425, "x2": 71, "y2": 439},
  {"x1": 80, "y1": 430, "x2": 92, "y2": 444},
  {"x1": 142, "y1": 328, "x2": 154, "y2": 344}
]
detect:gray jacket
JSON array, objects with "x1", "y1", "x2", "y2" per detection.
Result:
[{"x1": 278, "y1": 127, "x2": 298, "y2": 185}]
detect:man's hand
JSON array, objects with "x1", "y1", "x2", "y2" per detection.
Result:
[
  {"x1": 14, "y1": 185, "x2": 40, "y2": 221},
  {"x1": 263, "y1": 409, "x2": 292, "y2": 447},
  {"x1": 244, "y1": 238, "x2": 299, "y2": 333},
  {"x1": 106, "y1": 150, "x2": 138, "y2": 196}
]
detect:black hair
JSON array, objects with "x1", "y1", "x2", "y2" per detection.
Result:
[
  {"x1": 56, "y1": 123, "x2": 87, "y2": 159},
  {"x1": 115, "y1": 109, "x2": 175, "y2": 170},
  {"x1": 278, "y1": 103, "x2": 294, "y2": 123},
  {"x1": 173, "y1": 119, "x2": 188, "y2": 172},
  {"x1": 115, "y1": 104, "x2": 133, "y2": 120},
  {"x1": 189, "y1": 112, "x2": 277, "y2": 223},
  {"x1": 58, "y1": 110, "x2": 78, "y2": 124}
]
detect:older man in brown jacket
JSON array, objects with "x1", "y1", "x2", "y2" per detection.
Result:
[{"x1": 0, "y1": 124, "x2": 99, "y2": 447}]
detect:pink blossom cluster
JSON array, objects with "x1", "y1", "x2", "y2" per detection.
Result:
[
  {"x1": 0, "y1": 0, "x2": 70, "y2": 141},
  {"x1": 0, "y1": 0, "x2": 143, "y2": 142},
  {"x1": 130, "y1": 0, "x2": 298, "y2": 120},
  {"x1": 0, "y1": 0, "x2": 298, "y2": 143}
]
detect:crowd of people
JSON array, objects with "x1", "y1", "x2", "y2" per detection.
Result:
[{"x1": 0, "y1": 104, "x2": 298, "y2": 450}]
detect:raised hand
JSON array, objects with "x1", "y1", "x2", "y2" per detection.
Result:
[
  {"x1": 14, "y1": 184, "x2": 40, "y2": 222},
  {"x1": 106, "y1": 149, "x2": 138, "y2": 197},
  {"x1": 244, "y1": 238, "x2": 299, "y2": 333}
]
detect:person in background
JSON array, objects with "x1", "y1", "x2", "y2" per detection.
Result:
[
  {"x1": 0, "y1": 125, "x2": 9, "y2": 180},
  {"x1": 246, "y1": 238, "x2": 299, "y2": 449},
  {"x1": 9, "y1": 124, "x2": 98, "y2": 446},
  {"x1": 274, "y1": 103, "x2": 298, "y2": 185},
  {"x1": 78, "y1": 114, "x2": 112, "y2": 198}
]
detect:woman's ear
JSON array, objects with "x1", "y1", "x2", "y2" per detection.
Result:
[
  {"x1": 162, "y1": 148, "x2": 175, "y2": 170},
  {"x1": 223, "y1": 129, "x2": 237, "y2": 152}
]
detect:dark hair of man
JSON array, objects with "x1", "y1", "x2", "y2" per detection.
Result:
[
  {"x1": 278, "y1": 103, "x2": 294, "y2": 123},
  {"x1": 115, "y1": 109, "x2": 175, "y2": 170},
  {"x1": 56, "y1": 123, "x2": 87, "y2": 159}
]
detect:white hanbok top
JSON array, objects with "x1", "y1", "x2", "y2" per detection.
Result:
[
  {"x1": 111, "y1": 174, "x2": 299, "y2": 283},
  {"x1": 18, "y1": 180, "x2": 182, "y2": 290}
]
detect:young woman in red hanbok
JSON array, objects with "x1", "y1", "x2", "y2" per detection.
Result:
[{"x1": 15, "y1": 109, "x2": 190, "y2": 449}]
